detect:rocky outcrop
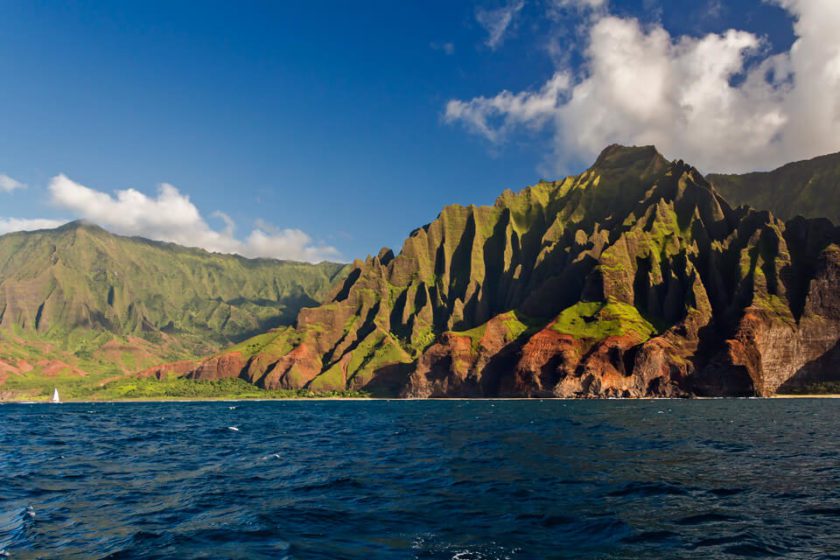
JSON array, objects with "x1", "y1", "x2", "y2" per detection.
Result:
[
  {"x1": 405, "y1": 311, "x2": 525, "y2": 397},
  {"x1": 702, "y1": 243, "x2": 840, "y2": 396},
  {"x1": 166, "y1": 145, "x2": 840, "y2": 397}
]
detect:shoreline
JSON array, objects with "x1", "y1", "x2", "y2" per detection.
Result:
[{"x1": 2, "y1": 394, "x2": 840, "y2": 404}]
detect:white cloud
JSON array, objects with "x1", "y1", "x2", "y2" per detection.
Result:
[
  {"x1": 1, "y1": 175, "x2": 340, "y2": 262},
  {"x1": 476, "y1": 0, "x2": 525, "y2": 50},
  {"x1": 445, "y1": 72, "x2": 571, "y2": 142},
  {"x1": 0, "y1": 218, "x2": 65, "y2": 235},
  {"x1": 0, "y1": 174, "x2": 26, "y2": 192},
  {"x1": 48, "y1": 175, "x2": 340, "y2": 262},
  {"x1": 211, "y1": 210, "x2": 236, "y2": 237},
  {"x1": 447, "y1": 0, "x2": 840, "y2": 173},
  {"x1": 553, "y1": 0, "x2": 606, "y2": 10}
]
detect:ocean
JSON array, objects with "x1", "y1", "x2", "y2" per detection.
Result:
[{"x1": 1, "y1": 400, "x2": 838, "y2": 559}]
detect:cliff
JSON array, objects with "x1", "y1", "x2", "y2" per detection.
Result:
[{"x1": 146, "y1": 146, "x2": 840, "y2": 397}]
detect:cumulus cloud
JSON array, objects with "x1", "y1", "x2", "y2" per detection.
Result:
[
  {"x1": 447, "y1": 0, "x2": 840, "y2": 173},
  {"x1": 0, "y1": 218, "x2": 65, "y2": 235},
  {"x1": 46, "y1": 175, "x2": 340, "y2": 262},
  {"x1": 1, "y1": 176, "x2": 340, "y2": 262},
  {"x1": 0, "y1": 174, "x2": 26, "y2": 192},
  {"x1": 445, "y1": 72, "x2": 571, "y2": 141},
  {"x1": 476, "y1": 0, "x2": 525, "y2": 50}
]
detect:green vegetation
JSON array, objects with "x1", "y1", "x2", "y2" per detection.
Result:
[
  {"x1": 345, "y1": 330, "x2": 410, "y2": 386},
  {"x1": 2, "y1": 371, "x2": 369, "y2": 401},
  {"x1": 452, "y1": 310, "x2": 538, "y2": 352},
  {"x1": 0, "y1": 221, "x2": 348, "y2": 383},
  {"x1": 709, "y1": 150, "x2": 840, "y2": 223},
  {"x1": 3, "y1": 369, "x2": 116, "y2": 400},
  {"x1": 551, "y1": 301, "x2": 659, "y2": 341},
  {"x1": 780, "y1": 382, "x2": 840, "y2": 395},
  {"x1": 0, "y1": 331, "x2": 177, "y2": 380},
  {"x1": 99, "y1": 376, "x2": 370, "y2": 400},
  {"x1": 227, "y1": 327, "x2": 298, "y2": 361},
  {"x1": 6, "y1": 145, "x2": 840, "y2": 399},
  {"x1": 0, "y1": 223, "x2": 348, "y2": 349},
  {"x1": 193, "y1": 145, "x2": 840, "y2": 397},
  {"x1": 455, "y1": 322, "x2": 488, "y2": 352},
  {"x1": 308, "y1": 362, "x2": 346, "y2": 392},
  {"x1": 499, "y1": 310, "x2": 536, "y2": 339}
]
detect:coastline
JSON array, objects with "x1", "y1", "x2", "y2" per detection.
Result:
[
  {"x1": 769, "y1": 394, "x2": 840, "y2": 399},
  {"x1": 3, "y1": 394, "x2": 840, "y2": 403}
]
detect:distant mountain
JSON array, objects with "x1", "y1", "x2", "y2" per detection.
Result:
[
  {"x1": 709, "y1": 151, "x2": 840, "y2": 224},
  {"x1": 154, "y1": 145, "x2": 840, "y2": 397},
  {"x1": 0, "y1": 222, "x2": 349, "y2": 384}
]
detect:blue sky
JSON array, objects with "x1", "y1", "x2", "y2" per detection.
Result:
[{"x1": 0, "y1": 0, "x2": 834, "y2": 262}]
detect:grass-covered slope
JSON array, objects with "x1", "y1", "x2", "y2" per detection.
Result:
[
  {"x1": 167, "y1": 145, "x2": 840, "y2": 397},
  {"x1": 708, "y1": 151, "x2": 840, "y2": 224},
  {"x1": 0, "y1": 222, "x2": 349, "y2": 398}
]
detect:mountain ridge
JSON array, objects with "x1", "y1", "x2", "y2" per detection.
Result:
[
  {"x1": 0, "y1": 223, "x2": 349, "y2": 394},
  {"x1": 142, "y1": 145, "x2": 840, "y2": 397},
  {"x1": 4, "y1": 145, "x2": 840, "y2": 399},
  {"x1": 44, "y1": 219, "x2": 341, "y2": 265},
  {"x1": 709, "y1": 150, "x2": 840, "y2": 224}
]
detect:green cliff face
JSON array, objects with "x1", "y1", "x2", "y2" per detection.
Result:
[
  {"x1": 709, "y1": 151, "x2": 840, "y2": 224},
  {"x1": 171, "y1": 145, "x2": 840, "y2": 397},
  {"x1": 0, "y1": 222, "x2": 349, "y2": 392},
  {"x1": 12, "y1": 145, "x2": 840, "y2": 400}
]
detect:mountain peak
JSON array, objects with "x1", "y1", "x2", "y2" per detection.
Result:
[
  {"x1": 591, "y1": 144, "x2": 666, "y2": 170},
  {"x1": 55, "y1": 219, "x2": 108, "y2": 234}
]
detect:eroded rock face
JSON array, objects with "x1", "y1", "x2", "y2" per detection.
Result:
[
  {"x1": 511, "y1": 329, "x2": 578, "y2": 397},
  {"x1": 141, "y1": 353, "x2": 250, "y2": 383},
  {"x1": 158, "y1": 145, "x2": 840, "y2": 398},
  {"x1": 405, "y1": 333, "x2": 477, "y2": 398},
  {"x1": 704, "y1": 245, "x2": 840, "y2": 396},
  {"x1": 405, "y1": 312, "x2": 527, "y2": 397}
]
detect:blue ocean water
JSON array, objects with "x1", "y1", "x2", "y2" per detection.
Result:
[{"x1": 1, "y1": 400, "x2": 839, "y2": 559}]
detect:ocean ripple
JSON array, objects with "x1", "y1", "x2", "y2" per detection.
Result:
[{"x1": 0, "y1": 399, "x2": 839, "y2": 558}]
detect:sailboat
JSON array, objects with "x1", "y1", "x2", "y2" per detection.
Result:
[{"x1": 51, "y1": 388, "x2": 60, "y2": 404}]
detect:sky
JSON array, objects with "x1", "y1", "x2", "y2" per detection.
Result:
[{"x1": 0, "y1": 0, "x2": 837, "y2": 262}]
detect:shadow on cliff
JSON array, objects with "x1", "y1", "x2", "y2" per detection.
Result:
[
  {"x1": 360, "y1": 362, "x2": 416, "y2": 398},
  {"x1": 777, "y1": 339, "x2": 840, "y2": 393}
]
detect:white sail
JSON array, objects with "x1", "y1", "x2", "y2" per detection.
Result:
[{"x1": 51, "y1": 388, "x2": 60, "y2": 403}]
